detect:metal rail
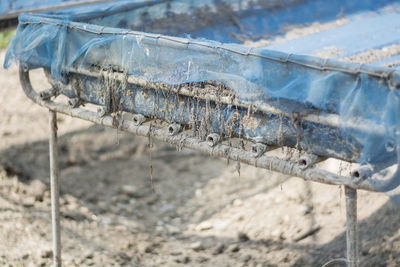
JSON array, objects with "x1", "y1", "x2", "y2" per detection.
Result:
[
  {"x1": 69, "y1": 67, "x2": 387, "y2": 138},
  {"x1": 20, "y1": 67, "x2": 376, "y2": 191},
  {"x1": 69, "y1": 67, "x2": 341, "y2": 128}
]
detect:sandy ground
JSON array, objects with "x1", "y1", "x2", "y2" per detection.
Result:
[{"x1": 0, "y1": 50, "x2": 399, "y2": 267}]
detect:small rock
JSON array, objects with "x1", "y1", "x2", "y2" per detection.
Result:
[
  {"x1": 242, "y1": 254, "x2": 252, "y2": 263},
  {"x1": 195, "y1": 189, "x2": 202, "y2": 197},
  {"x1": 116, "y1": 194, "x2": 130, "y2": 204},
  {"x1": 233, "y1": 199, "x2": 243, "y2": 206},
  {"x1": 190, "y1": 241, "x2": 204, "y2": 252},
  {"x1": 120, "y1": 185, "x2": 137, "y2": 196},
  {"x1": 271, "y1": 229, "x2": 282, "y2": 239},
  {"x1": 170, "y1": 251, "x2": 182, "y2": 256},
  {"x1": 238, "y1": 232, "x2": 250, "y2": 242},
  {"x1": 196, "y1": 221, "x2": 213, "y2": 231},
  {"x1": 229, "y1": 244, "x2": 240, "y2": 253},
  {"x1": 301, "y1": 205, "x2": 313, "y2": 215},
  {"x1": 155, "y1": 225, "x2": 164, "y2": 233},
  {"x1": 282, "y1": 255, "x2": 290, "y2": 263},
  {"x1": 62, "y1": 210, "x2": 87, "y2": 221},
  {"x1": 22, "y1": 254, "x2": 29, "y2": 260},
  {"x1": 40, "y1": 249, "x2": 53, "y2": 259},
  {"x1": 116, "y1": 252, "x2": 131, "y2": 263},
  {"x1": 29, "y1": 179, "x2": 47, "y2": 201},
  {"x1": 100, "y1": 216, "x2": 113, "y2": 225},
  {"x1": 159, "y1": 203, "x2": 174, "y2": 214},
  {"x1": 23, "y1": 196, "x2": 35, "y2": 208},
  {"x1": 197, "y1": 256, "x2": 209, "y2": 263},
  {"x1": 85, "y1": 252, "x2": 94, "y2": 259},
  {"x1": 175, "y1": 256, "x2": 190, "y2": 264},
  {"x1": 145, "y1": 194, "x2": 159, "y2": 205},
  {"x1": 165, "y1": 224, "x2": 180, "y2": 235},
  {"x1": 212, "y1": 243, "x2": 225, "y2": 255},
  {"x1": 171, "y1": 217, "x2": 182, "y2": 226},
  {"x1": 138, "y1": 242, "x2": 154, "y2": 254},
  {"x1": 97, "y1": 201, "x2": 109, "y2": 212}
]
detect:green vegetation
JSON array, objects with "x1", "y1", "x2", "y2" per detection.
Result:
[{"x1": 0, "y1": 30, "x2": 15, "y2": 49}]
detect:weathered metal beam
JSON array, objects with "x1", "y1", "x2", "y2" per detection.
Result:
[
  {"x1": 19, "y1": 67, "x2": 380, "y2": 191},
  {"x1": 50, "y1": 72, "x2": 363, "y2": 162}
]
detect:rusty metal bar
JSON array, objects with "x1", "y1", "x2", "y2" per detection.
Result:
[
  {"x1": 49, "y1": 110, "x2": 61, "y2": 267},
  {"x1": 19, "y1": 66, "x2": 380, "y2": 192},
  {"x1": 345, "y1": 186, "x2": 359, "y2": 267}
]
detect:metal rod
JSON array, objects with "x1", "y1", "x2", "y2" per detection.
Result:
[
  {"x1": 49, "y1": 110, "x2": 61, "y2": 267},
  {"x1": 345, "y1": 186, "x2": 359, "y2": 267}
]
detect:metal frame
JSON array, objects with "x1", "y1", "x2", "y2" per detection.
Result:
[{"x1": 19, "y1": 67, "x2": 378, "y2": 267}]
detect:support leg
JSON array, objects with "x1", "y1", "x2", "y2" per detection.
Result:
[
  {"x1": 345, "y1": 186, "x2": 359, "y2": 267},
  {"x1": 49, "y1": 110, "x2": 61, "y2": 267}
]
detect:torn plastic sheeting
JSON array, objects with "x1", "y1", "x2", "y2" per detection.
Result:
[{"x1": 4, "y1": 0, "x2": 400, "y2": 197}]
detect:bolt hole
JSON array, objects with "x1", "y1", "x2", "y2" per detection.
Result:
[
  {"x1": 168, "y1": 126, "x2": 174, "y2": 134},
  {"x1": 300, "y1": 159, "x2": 307, "y2": 166},
  {"x1": 385, "y1": 139, "x2": 396, "y2": 152},
  {"x1": 353, "y1": 171, "x2": 360, "y2": 178}
]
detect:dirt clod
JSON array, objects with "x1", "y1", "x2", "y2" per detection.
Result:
[
  {"x1": 212, "y1": 243, "x2": 225, "y2": 255},
  {"x1": 190, "y1": 241, "x2": 204, "y2": 252},
  {"x1": 238, "y1": 232, "x2": 250, "y2": 242},
  {"x1": 28, "y1": 179, "x2": 47, "y2": 201},
  {"x1": 40, "y1": 250, "x2": 53, "y2": 259},
  {"x1": 229, "y1": 244, "x2": 240, "y2": 253}
]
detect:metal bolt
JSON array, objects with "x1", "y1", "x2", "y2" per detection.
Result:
[
  {"x1": 133, "y1": 114, "x2": 146, "y2": 126},
  {"x1": 68, "y1": 98, "x2": 81, "y2": 108},
  {"x1": 298, "y1": 153, "x2": 319, "y2": 170},
  {"x1": 251, "y1": 143, "x2": 267, "y2": 158},
  {"x1": 207, "y1": 133, "x2": 220, "y2": 147},
  {"x1": 168, "y1": 123, "x2": 182, "y2": 136},
  {"x1": 351, "y1": 165, "x2": 373, "y2": 181},
  {"x1": 385, "y1": 138, "x2": 396, "y2": 152},
  {"x1": 39, "y1": 88, "x2": 58, "y2": 100}
]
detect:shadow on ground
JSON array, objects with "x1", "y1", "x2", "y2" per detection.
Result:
[{"x1": 0, "y1": 124, "x2": 399, "y2": 266}]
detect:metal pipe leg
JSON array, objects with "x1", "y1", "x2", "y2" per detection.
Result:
[
  {"x1": 49, "y1": 110, "x2": 61, "y2": 267},
  {"x1": 345, "y1": 186, "x2": 359, "y2": 267}
]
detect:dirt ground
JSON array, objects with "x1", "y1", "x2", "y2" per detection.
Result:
[{"x1": 0, "y1": 49, "x2": 399, "y2": 267}]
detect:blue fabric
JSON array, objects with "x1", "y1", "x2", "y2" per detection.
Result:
[
  {"x1": 4, "y1": 0, "x2": 400, "y2": 196},
  {"x1": 1, "y1": 0, "x2": 86, "y2": 14}
]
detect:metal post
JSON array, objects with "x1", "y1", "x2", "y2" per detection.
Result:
[
  {"x1": 345, "y1": 186, "x2": 359, "y2": 267},
  {"x1": 49, "y1": 110, "x2": 61, "y2": 267}
]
